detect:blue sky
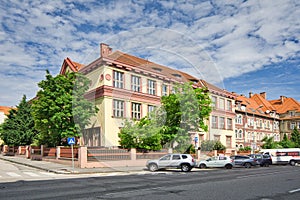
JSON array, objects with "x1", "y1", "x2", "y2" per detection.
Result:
[{"x1": 0, "y1": 0, "x2": 299, "y2": 107}]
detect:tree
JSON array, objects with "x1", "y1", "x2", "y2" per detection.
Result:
[
  {"x1": 0, "y1": 95, "x2": 37, "y2": 146},
  {"x1": 261, "y1": 136, "x2": 281, "y2": 149},
  {"x1": 118, "y1": 82, "x2": 212, "y2": 152},
  {"x1": 290, "y1": 127, "x2": 300, "y2": 147},
  {"x1": 31, "y1": 71, "x2": 98, "y2": 147},
  {"x1": 119, "y1": 116, "x2": 162, "y2": 151},
  {"x1": 279, "y1": 133, "x2": 295, "y2": 148},
  {"x1": 160, "y1": 82, "x2": 212, "y2": 152}
]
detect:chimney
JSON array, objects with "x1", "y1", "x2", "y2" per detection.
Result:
[
  {"x1": 249, "y1": 92, "x2": 253, "y2": 98},
  {"x1": 100, "y1": 43, "x2": 112, "y2": 58},
  {"x1": 280, "y1": 96, "x2": 286, "y2": 103},
  {"x1": 260, "y1": 92, "x2": 266, "y2": 99}
]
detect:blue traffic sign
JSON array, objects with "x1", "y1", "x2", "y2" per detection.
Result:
[
  {"x1": 67, "y1": 137, "x2": 75, "y2": 145},
  {"x1": 194, "y1": 136, "x2": 198, "y2": 142}
]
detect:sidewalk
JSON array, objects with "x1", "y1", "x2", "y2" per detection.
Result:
[{"x1": 0, "y1": 154, "x2": 147, "y2": 174}]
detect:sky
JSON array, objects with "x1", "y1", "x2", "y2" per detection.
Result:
[{"x1": 0, "y1": 0, "x2": 299, "y2": 107}]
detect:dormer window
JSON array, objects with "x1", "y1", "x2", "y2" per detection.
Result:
[
  {"x1": 172, "y1": 73, "x2": 182, "y2": 78},
  {"x1": 152, "y1": 67, "x2": 162, "y2": 72},
  {"x1": 290, "y1": 111, "x2": 295, "y2": 117}
]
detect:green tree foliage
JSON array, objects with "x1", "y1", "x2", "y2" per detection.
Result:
[
  {"x1": 0, "y1": 95, "x2": 37, "y2": 146},
  {"x1": 291, "y1": 127, "x2": 300, "y2": 147},
  {"x1": 31, "y1": 71, "x2": 98, "y2": 147},
  {"x1": 119, "y1": 116, "x2": 162, "y2": 151},
  {"x1": 118, "y1": 82, "x2": 212, "y2": 152},
  {"x1": 261, "y1": 136, "x2": 282, "y2": 149},
  {"x1": 200, "y1": 140, "x2": 216, "y2": 151},
  {"x1": 212, "y1": 140, "x2": 226, "y2": 151},
  {"x1": 160, "y1": 82, "x2": 212, "y2": 152},
  {"x1": 279, "y1": 133, "x2": 296, "y2": 148}
]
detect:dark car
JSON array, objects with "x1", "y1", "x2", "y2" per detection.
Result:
[
  {"x1": 230, "y1": 155, "x2": 258, "y2": 168},
  {"x1": 248, "y1": 154, "x2": 272, "y2": 167}
]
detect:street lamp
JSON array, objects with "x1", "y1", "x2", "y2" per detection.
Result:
[{"x1": 252, "y1": 105, "x2": 263, "y2": 154}]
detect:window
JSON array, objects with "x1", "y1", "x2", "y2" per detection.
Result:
[
  {"x1": 148, "y1": 79, "x2": 156, "y2": 95},
  {"x1": 290, "y1": 111, "x2": 295, "y2": 117},
  {"x1": 227, "y1": 118, "x2": 232, "y2": 130},
  {"x1": 214, "y1": 135, "x2": 220, "y2": 141},
  {"x1": 148, "y1": 105, "x2": 155, "y2": 114},
  {"x1": 131, "y1": 102, "x2": 141, "y2": 120},
  {"x1": 219, "y1": 98, "x2": 225, "y2": 110},
  {"x1": 290, "y1": 122, "x2": 296, "y2": 130},
  {"x1": 219, "y1": 117, "x2": 225, "y2": 129},
  {"x1": 131, "y1": 75, "x2": 141, "y2": 92},
  {"x1": 172, "y1": 155, "x2": 181, "y2": 160},
  {"x1": 226, "y1": 100, "x2": 232, "y2": 111},
  {"x1": 113, "y1": 100, "x2": 124, "y2": 118},
  {"x1": 238, "y1": 130, "x2": 243, "y2": 139},
  {"x1": 113, "y1": 71, "x2": 124, "y2": 88},
  {"x1": 212, "y1": 116, "x2": 218, "y2": 128},
  {"x1": 211, "y1": 96, "x2": 217, "y2": 109},
  {"x1": 235, "y1": 114, "x2": 242, "y2": 124},
  {"x1": 226, "y1": 136, "x2": 232, "y2": 147},
  {"x1": 162, "y1": 84, "x2": 168, "y2": 96}
]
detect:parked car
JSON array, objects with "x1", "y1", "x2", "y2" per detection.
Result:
[
  {"x1": 146, "y1": 154, "x2": 196, "y2": 172},
  {"x1": 248, "y1": 154, "x2": 272, "y2": 167},
  {"x1": 198, "y1": 156, "x2": 235, "y2": 169},
  {"x1": 230, "y1": 155, "x2": 258, "y2": 168}
]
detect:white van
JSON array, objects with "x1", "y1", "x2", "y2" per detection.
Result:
[{"x1": 260, "y1": 148, "x2": 300, "y2": 166}]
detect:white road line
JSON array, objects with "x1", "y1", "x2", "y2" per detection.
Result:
[
  {"x1": 23, "y1": 172, "x2": 40, "y2": 177},
  {"x1": 289, "y1": 188, "x2": 300, "y2": 193},
  {"x1": 6, "y1": 172, "x2": 21, "y2": 177}
]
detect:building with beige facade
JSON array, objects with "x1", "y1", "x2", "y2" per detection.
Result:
[{"x1": 60, "y1": 43, "x2": 208, "y2": 148}]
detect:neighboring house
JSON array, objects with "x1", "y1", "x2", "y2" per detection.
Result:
[
  {"x1": 198, "y1": 80, "x2": 236, "y2": 152},
  {"x1": 60, "y1": 43, "x2": 203, "y2": 147},
  {"x1": 269, "y1": 96, "x2": 300, "y2": 138},
  {"x1": 0, "y1": 106, "x2": 12, "y2": 145},
  {"x1": 235, "y1": 92, "x2": 280, "y2": 151}
]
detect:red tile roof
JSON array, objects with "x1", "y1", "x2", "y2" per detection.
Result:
[
  {"x1": 0, "y1": 106, "x2": 12, "y2": 115},
  {"x1": 104, "y1": 50, "x2": 198, "y2": 83},
  {"x1": 60, "y1": 57, "x2": 85, "y2": 74},
  {"x1": 269, "y1": 97, "x2": 300, "y2": 114}
]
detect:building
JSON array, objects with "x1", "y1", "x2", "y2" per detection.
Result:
[
  {"x1": 235, "y1": 92, "x2": 280, "y2": 151},
  {"x1": 60, "y1": 43, "x2": 205, "y2": 147},
  {"x1": 269, "y1": 96, "x2": 300, "y2": 138},
  {"x1": 198, "y1": 80, "x2": 236, "y2": 152}
]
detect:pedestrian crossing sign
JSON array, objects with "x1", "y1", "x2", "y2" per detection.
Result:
[{"x1": 67, "y1": 137, "x2": 75, "y2": 145}]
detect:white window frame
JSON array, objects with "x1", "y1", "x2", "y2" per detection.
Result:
[
  {"x1": 131, "y1": 102, "x2": 141, "y2": 120},
  {"x1": 113, "y1": 70, "x2": 124, "y2": 89},
  {"x1": 147, "y1": 79, "x2": 156, "y2": 95},
  {"x1": 113, "y1": 99, "x2": 124, "y2": 118},
  {"x1": 131, "y1": 75, "x2": 141, "y2": 92}
]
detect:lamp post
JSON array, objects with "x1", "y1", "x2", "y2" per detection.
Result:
[{"x1": 252, "y1": 105, "x2": 263, "y2": 154}]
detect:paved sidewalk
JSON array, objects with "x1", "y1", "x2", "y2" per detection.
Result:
[{"x1": 0, "y1": 154, "x2": 148, "y2": 174}]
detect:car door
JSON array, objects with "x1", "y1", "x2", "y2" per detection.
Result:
[
  {"x1": 170, "y1": 154, "x2": 182, "y2": 167},
  {"x1": 207, "y1": 156, "x2": 218, "y2": 167},
  {"x1": 233, "y1": 156, "x2": 244, "y2": 165},
  {"x1": 158, "y1": 154, "x2": 172, "y2": 168},
  {"x1": 215, "y1": 156, "x2": 227, "y2": 167}
]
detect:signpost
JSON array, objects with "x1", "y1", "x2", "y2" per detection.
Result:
[{"x1": 67, "y1": 137, "x2": 75, "y2": 172}]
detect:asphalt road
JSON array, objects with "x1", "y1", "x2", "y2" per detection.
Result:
[{"x1": 0, "y1": 164, "x2": 300, "y2": 200}]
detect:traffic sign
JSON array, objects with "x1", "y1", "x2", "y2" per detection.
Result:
[
  {"x1": 194, "y1": 136, "x2": 198, "y2": 142},
  {"x1": 67, "y1": 137, "x2": 75, "y2": 145}
]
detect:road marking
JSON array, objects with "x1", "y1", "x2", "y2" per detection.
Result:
[
  {"x1": 23, "y1": 172, "x2": 40, "y2": 177},
  {"x1": 7, "y1": 172, "x2": 21, "y2": 177},
  {"x1": 289, "y1": 188, "x2": 300, "y2": 193}
]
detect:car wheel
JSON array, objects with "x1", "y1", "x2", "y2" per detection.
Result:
[
  {"x1": 290, "y1": 160, "x2": 296, "y2": 166},
  {"x1": 265, "y1": 162, "x2": 270, "y2": 167},
  {"x1": 244, "y1": 162, "x2": 251, "y2": 168},
  {"x1": 225, "y1": 164, "x2": 232, "y2": 169},
  {"x1": 148, "y1": 163, "x2": 158, "y2": 172},
  {"x1": 181, "y1": 164, "x2": 191, "y2": 172},
  {"x1": 199, "y1": 164, "x2": 206, "y2": 169}
]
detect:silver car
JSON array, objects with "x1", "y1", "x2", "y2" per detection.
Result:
[
  {"x1": 146, "y1": 154, "x2": 196, "y2": 172},
  {"x1": 198, "y1": 156, "x2": 234, "y2": 169}
]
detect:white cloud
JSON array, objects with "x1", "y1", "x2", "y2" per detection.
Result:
[{"x1": 0, "y1": 0, "x2": 299, "y2": 106}]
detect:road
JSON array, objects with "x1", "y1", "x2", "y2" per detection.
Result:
[{"x1": 0, "y1": 161, "x2": 300, "y2": 200}]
